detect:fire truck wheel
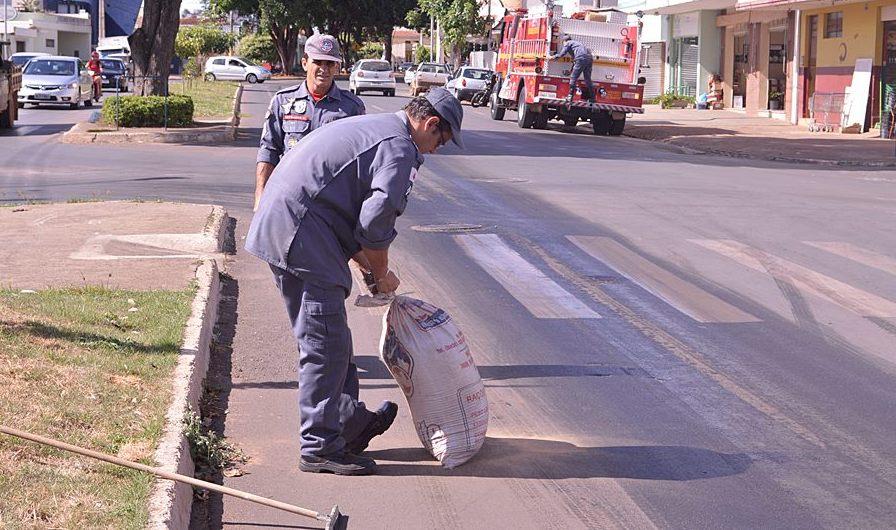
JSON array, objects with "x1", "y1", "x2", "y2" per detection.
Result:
[
  {"x1": 533, "y1": 111, "x2": 549, "y2": 129},
  {"x1": 562, "y1": 116, "x2": 578, "y2": 127},
  {"x1": 517, "y1": 85, "x2": 536, "y2": 129},
  {"x1": 490, "y1": 92, "x2": 505, "y2": 120},
  {"x1": 608, "y1": 115, "x2": 626, "y2": 136},
  {"x1": 0, "y1": 109, "x2": 10, "y2": 129},
  {"x1": 592, "y1": 110, "x2": 611, "y2": 135}
]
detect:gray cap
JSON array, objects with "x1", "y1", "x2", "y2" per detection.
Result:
[
  {"x1": 424, "y1": 87, "x2": 464, "y2": 148},
  {"x1": 305, "y1": 34, "x2": 342, "y2": 63}
]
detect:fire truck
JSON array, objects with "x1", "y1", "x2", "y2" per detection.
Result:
[{"x1": 489, "y1": 0, "x2": 645, "y2": 135}]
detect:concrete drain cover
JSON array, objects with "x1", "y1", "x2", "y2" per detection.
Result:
[
  {"x1": 470, "y1": 177, "x2": 529, "y2": 183},
  {"x1": 412, "y1": 223, "x2": 485, "y2": 233}
]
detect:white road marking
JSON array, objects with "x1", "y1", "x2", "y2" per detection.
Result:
[
  {"x1": 456, "y1": 234, "x2": 601, "y2": 319},
  {"x1": 568, "y1": 236, "x2": 760, "y2": 323},
  {"x1": 805, "y1": 241, "x2": 896, "y2": 276},
  {"x1": 691, "y1": 239, "x2": 896, "y2": 317},
  {"x1": 70, "y1": 233, "x2": 218, "y2": 260}
]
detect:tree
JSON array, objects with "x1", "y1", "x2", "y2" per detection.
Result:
[
  {"x1": 175, "y1": 25, "x2": 235, "y2": 59},
  {"x1": 362, "y1": 0, "x2": 417, "y2": 64},
  {"x1": 236, "y1": 33, "x2": 278, "y2": 65},
  {"x1": 418, "y1": 0, "x2": 488, "y2": 67},
  {"x1": 130, "y1": 0, "x2": 183, "y2": 95},
  {"x1": 415, "y1": 45, "x2": 431, "y2": 65}
]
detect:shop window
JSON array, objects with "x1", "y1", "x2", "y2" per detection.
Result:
[
  {"x1": 824, "y1": 12, "x2": 842, "y2": 39},
  {"x1": 46, "y1": 38, "x2": 56, "y2": 48}
]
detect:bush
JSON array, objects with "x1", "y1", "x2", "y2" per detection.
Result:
[
  {"x1": 236, "y1": 33, "x2": 278, "y2": 65},
  {"x1": 415, "y1": 45, "x2": 431, "y2": 64},
  {"x1": 358, "y1": 42, "x2": 385, "y2": 59},
  {"x1": 649, "y1": 91, "x2": 696, "y2": 109},
  {"x1": 101, "y1": 94, "x2": 194, "y2": 128}
]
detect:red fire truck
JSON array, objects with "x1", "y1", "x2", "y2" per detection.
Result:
[{"x1": 489, "y1": 3, "x2": 645, "y2": 135}]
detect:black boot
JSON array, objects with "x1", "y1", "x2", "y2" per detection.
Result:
[
  {"x1": 346, "y1": 401, "x2": 398, "y2": 454},
  {"x1": 299, "y1": 453, "x2": 377, "y2": 476}
]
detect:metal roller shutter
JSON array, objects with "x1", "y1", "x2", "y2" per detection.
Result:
[{"x1": 672, "y1": 37, "x2": 699, "y2": 97}]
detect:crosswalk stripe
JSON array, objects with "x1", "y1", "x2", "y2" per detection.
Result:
[
  {"x1": 690, "y1": 239, "x2": 896, "y2": 318},
  {"x1": 805, "y1": 241, "x2": 896, "y2": 276},
  {"x1": 455, "y1": 234, "x2": 601, "y2": 319},
  {"x1": 568, "y1": 236, "x2": 760, "y2": 323}
]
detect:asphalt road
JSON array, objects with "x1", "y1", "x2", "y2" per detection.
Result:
[{"x1": 2, "y1": 80, "x2": 896, "y2": 529}]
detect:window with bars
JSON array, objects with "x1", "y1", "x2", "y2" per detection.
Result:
[{"x1": 825, "y1": 12, "x2": 843, "y2": 39}]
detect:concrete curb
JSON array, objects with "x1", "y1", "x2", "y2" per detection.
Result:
[
  {"x1": 203, "y1": 204, "x2": 230, "y2": 253},
  {"x1": 61, "y1": 86, "x2": 243, "y2": 145},
  {"x1": 623, "y1": 128, "x2": 896, "y2": 167},
  {"x1": 145, "y1": 258, "x2": 220, "y2": 530}
]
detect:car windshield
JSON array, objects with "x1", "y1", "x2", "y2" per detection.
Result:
[
  {"x1": 11, "y1": 56, "x2": 37, "y2": 66},
  {"x1": 24, "y1": 60, "x2": 76, "y2": 76},
  {"x1": 463, "y1": 69, "x2": 491, "y2": 80},
  {"x1": 419, "y1": 64, "x2": 448, "y2": 73},
  {"x1": 362, "y1": 61, "x2": 391, "y2": 72},
  {"x1": 101, "y1": 60, "x2": 125, "y2": 70}
]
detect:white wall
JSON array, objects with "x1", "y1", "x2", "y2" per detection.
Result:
[{"x1": 57, "y1": 31, "x2": 90, "y2": 58}]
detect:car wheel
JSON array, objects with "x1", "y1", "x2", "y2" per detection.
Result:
[
  {"x1": 388, "y1": 89, "x2": 395, "y2": 97},
  {"x1": 257, "y1": 80, "x2": 265, "y2": 84},
  {"x1": 17, "y1": 102, "x2": 25, "y2": 109},
  {"x1": 490, "y1": 91, "x2": 505, "y2": 121},
  {"x1": 246, "y1": 73, "x2": 258, "y2": 84},
  {"x1": 70, "y1": 97, "x2": 80, "y2": 110},
  {"x1": 517, "y1": 85, "x2": 536, "y2": 129},
  {"x1": 592, "y1": 110, "x2": 611, "y2": 135},
  {"x1": 608, "y1": 115, "x2": 626, "y2": 136},
  {"x1": 204, "y1": 73, "x2": 216, "y2": 82},
  {"x1": 85, "y1": 96, "x2": 93, "y2": 108}
]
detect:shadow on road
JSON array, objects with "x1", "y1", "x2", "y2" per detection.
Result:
[{"x1": 367, "y1": 437, "x2": 751, "y2": 481}]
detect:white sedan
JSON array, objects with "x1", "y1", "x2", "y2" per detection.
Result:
[
  {"x1": 18, "y1": 56, "x2": 96, "y2": 109},
  {"x1": 349, "y1": 59, "x2": 396, "y2": 96},
  {"x1": 445, "y1": 67, "x2": 492, "y2": 102}
]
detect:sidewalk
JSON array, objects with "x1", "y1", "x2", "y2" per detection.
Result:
[
  {"x1": 0, "y1": 201, "x2": 225, "y2": 290},
  {"x1": 626, "y1": 105, "x2": 896, "y2": 167}
]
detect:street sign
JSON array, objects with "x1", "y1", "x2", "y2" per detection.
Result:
[{"x1": 0, "y1": 0, "x2": 17, "y2": 21}]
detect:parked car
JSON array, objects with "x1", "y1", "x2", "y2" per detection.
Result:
[
  {"x1": 446, "y1": 66, "x2": 493, "y2": 102},
  {"x1": 348, "y1": 59, "x2": 396, "y2": 96},
  {"x1": 204, "y1": 56, "x2": 271, "y2": 84},
  {"x1": 410, "y1": 62, "x2": 450, "y2": 96},
  {"x1": 99, "y1": 58, "x2": 129, "y2": 91},
  {"x1": 403, "y1": 64, "x2": 418, "y2": 85},
  {"x1": 18, "y1": 56, "x2": 95, "y2": 109},
  {"x1": 397, "y1": 62, "x2": 414, "y2": 73},
  {"x1": 9, "y1": 52, "x2": 50, "y2": 68}
]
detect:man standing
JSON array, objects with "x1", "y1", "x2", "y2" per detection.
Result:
[
  {"x1": 246, "y1": 88, "x2": 464, "y2": 475},
  {"x1": 552, "y1": 35, "x2": 595, "y2": 103},
  {"x1": 254, "y1": 33, "x2": 365, "y2": 211}
]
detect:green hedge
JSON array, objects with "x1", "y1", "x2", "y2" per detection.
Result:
[{"x1": 101, "y1": 94, "x2": 194, "y2": 127}]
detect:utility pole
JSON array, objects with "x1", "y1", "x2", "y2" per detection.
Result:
[
  {"x1": 98, "y1": 0, "x2": 106, "y2": 42},
  {"x1": 435, "y1": 18, "x2": 441, "y2": 63},
  {"x1": 429, "y1": 17, "x2": 434, "y2": 62}
]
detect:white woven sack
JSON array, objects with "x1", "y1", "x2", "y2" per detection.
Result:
[{"x1": 379, "y1": 296, "x2": 488, "y2": 468}]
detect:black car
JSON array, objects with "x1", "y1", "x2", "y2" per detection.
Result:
[{"x1": 99, "y1": 59, "x2": 129, "y2": 91}]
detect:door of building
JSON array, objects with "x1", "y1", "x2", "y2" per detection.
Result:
[
  {"x1": 733, "y1": 32, "x2": 748, "y2": 108},
  {"x1": 672, "y1": 37, "x2": 699, "y2": 96},
  {"x1": 640, "y1": 42, "x2": 665, "y2": 100},
  {"x1": 880, "y1": 20, "x2": 896, "y2": 137},
  {"x1": 803, "y1": 15, "x2": 818, "y2": 118}
]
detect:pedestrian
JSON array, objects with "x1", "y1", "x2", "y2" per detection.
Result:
[
  {"x1": 551, "y1": 35, "x2": 595, "y2": 103},
  {"x1": 245, "y1": 87, "x2": 464, "y2": 476},
  {"x1": 254, "y1": 34, "x2": 366, "y2": 211}
]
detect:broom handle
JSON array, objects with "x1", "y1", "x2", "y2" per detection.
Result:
[{"x1": 0, "y1": 425, "x2": 323, "y2": 521}]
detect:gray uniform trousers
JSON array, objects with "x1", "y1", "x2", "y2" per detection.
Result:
[
  {"x1": 270, "y1": 265, "x2": 375, "y2": 456},
  {"x1": 570, "y1": 58, "x2": 594, "y2": 98}
]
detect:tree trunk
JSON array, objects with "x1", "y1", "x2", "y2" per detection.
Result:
[
  {"x1": 269, "y1": 24, "x2": 298, "y2": 75},
  {"x1": 129, "y1": 0, "x2": 182, "y2": 96},
  {"x1": 383, "y1": 29, "x2": 393, "y2": 63}
]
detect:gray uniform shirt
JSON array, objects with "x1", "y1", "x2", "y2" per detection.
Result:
[
  {"x1": 246, "y1": 111, "x2": 423, "y2": 291},
  {"x1": 256, "y1": 81, "x2": 366, "y2": 165},
  {"x1": 557, "y1": 40, "x2": 593, "y2": 62}
]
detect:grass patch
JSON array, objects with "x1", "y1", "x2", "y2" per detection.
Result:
[
  {"x1": 0, "y1": 287, "x2": 194, "y2": 529},
  {"x1": 169, "y1": 79, "x2": 239, "y2": 120}
]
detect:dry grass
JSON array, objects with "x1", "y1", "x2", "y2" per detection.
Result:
[{"x1": 0, "y1": 287, "x2": 193, "y2": 529}]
